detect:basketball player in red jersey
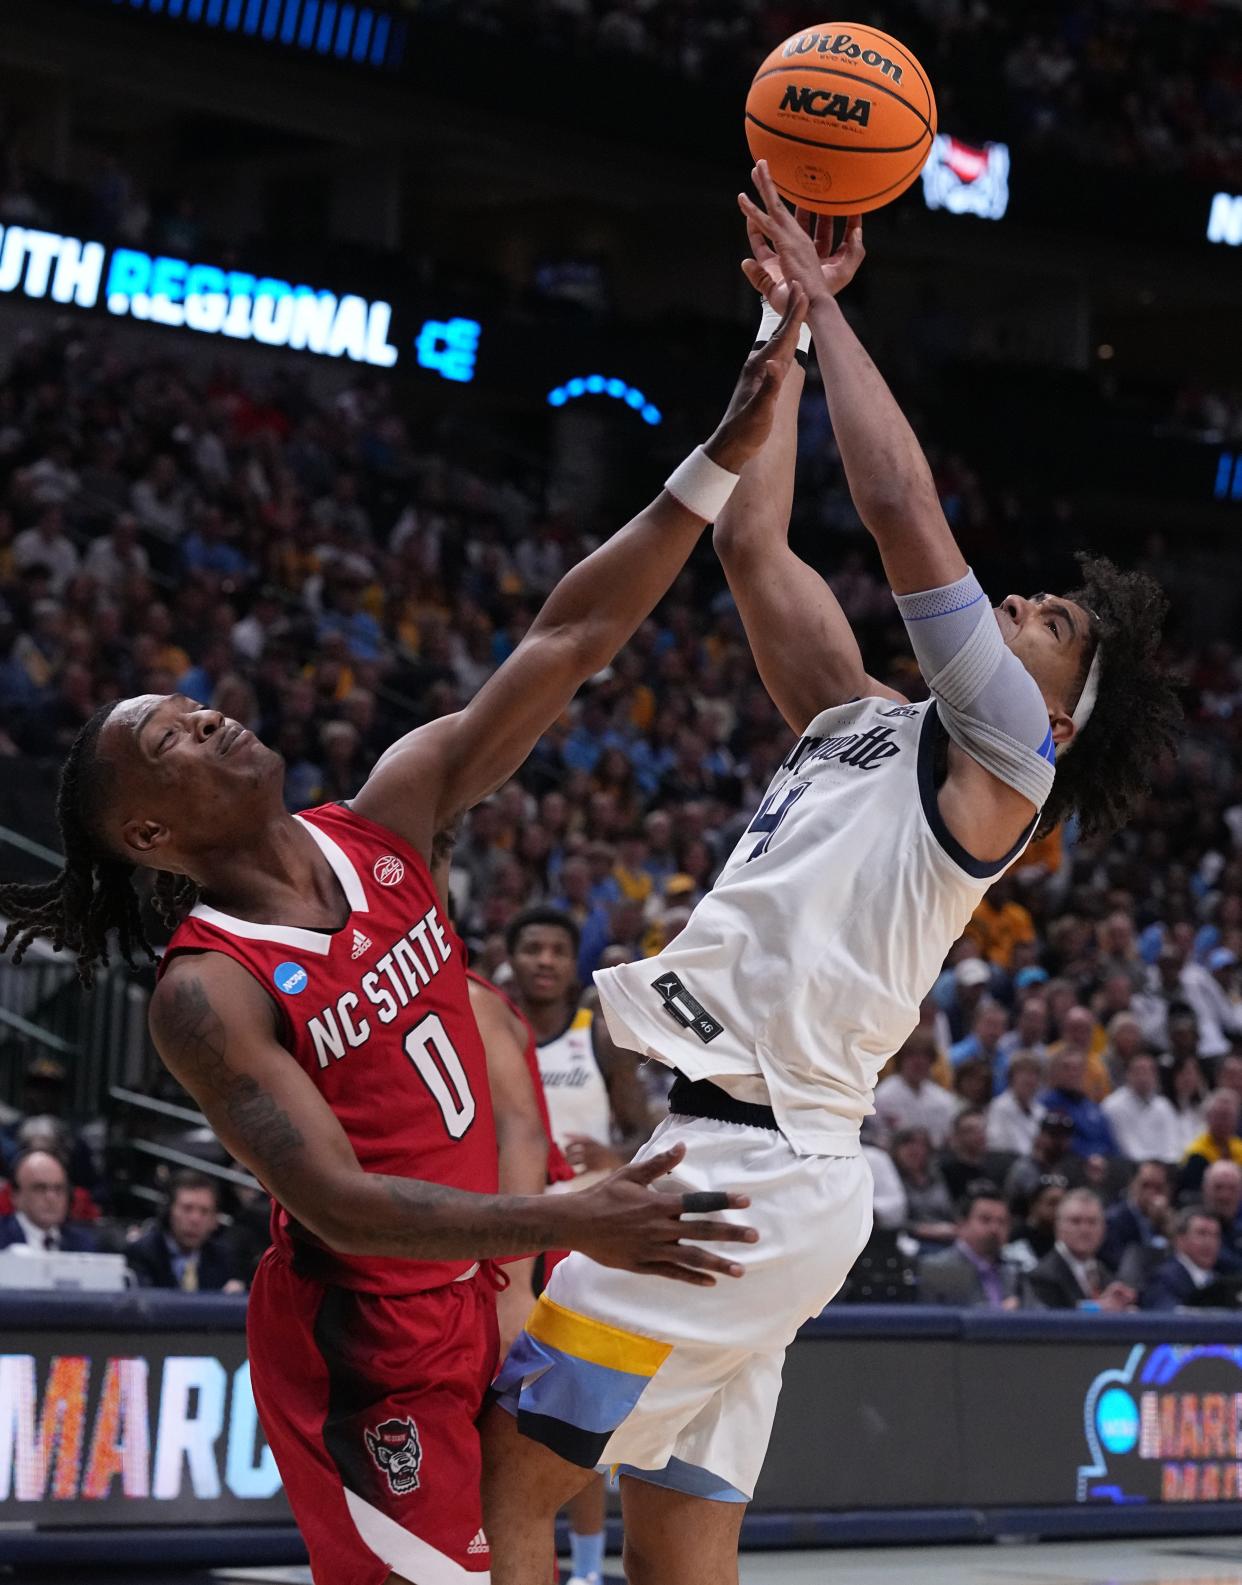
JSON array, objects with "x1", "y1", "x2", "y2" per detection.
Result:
[
  {"x1": 0, "y1": 297, "x2": 807, "y2": 1585},
  {"x1": 466, "y1": 968, "x2": 575, "y2": 1353}
]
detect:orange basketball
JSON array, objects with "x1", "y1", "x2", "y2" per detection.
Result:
[{"x1": 745, "y1": 23, "x2": 937, "y2": 215}]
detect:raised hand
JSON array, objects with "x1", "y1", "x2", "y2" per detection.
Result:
[
  {"x1": 564, "y1": 1134, "x2": 624, "y2": 1174},
  {"x1": 739, "y1": 160, "x2": 865, "y2": 309},
  {"x1": 703, "y1": 286, "x2": 808, "y2": 473},
  {"x1": 560, "y1": 1141, "x2": 757, "y2": 1286}
]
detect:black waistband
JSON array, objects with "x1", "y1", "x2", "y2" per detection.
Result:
[{"x1": 667, "y1": 1072, "x2": 778, "y2": 1131}]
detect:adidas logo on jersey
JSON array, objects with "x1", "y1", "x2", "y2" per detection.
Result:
[
  {"x1": 350, "y1": 929, "x2": 373, "y2": 960},
  {"x1": 467, "y1": 1529, "x2": 489, "y2": 1556}
]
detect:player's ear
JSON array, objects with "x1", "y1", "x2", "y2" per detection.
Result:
[
  {"x1": 1048, "y1": 709, "x2": 1076, "y2": 753},
  {"x1": 122, "y1": 818, "x2": 171, "y2": 858}
]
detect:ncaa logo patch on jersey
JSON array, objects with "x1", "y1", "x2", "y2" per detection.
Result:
[
  {"x1": 273, "y1": 961, "x2": 309, "y2": 996},
  {"x1": 373, "y1": 854, "x2": 405, "y2": 887}
]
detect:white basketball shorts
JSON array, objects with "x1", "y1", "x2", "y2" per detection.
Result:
[{"x1": 492, "y1": 1110, "x2": 873, "y2": 1501}]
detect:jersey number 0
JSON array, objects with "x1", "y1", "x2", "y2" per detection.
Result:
[{"x1": 404, "y1": 1014, "x2": 477, "y2": 1138}]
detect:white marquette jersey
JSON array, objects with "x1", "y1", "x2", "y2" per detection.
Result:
[
  {"x1": 596, "y1": 697, "x2": 1036, "y2": 1157},
  {"x1": 536, "y1": 1006, "x2": 612, "y2": 1153}
]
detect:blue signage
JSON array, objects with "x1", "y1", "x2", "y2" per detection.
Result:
[
  {"x1": 1078, "y1": 1343, "x2": 1242, "y2": 1504},
  {"x1": 97, "y1": 0, "x2": 404, "y2": 70},
  {"x1": 547, "y1": 375, "x2": 662, "y2": 425},
  {"x1": 1214, "y1": 452, "x2": 1242, "y2": 502},
  {"x1": 0, "y1": 224, "x2": 479, "y2": 379},
  {"x1": 415, "y1": 318, "x2": 482, "y2": 383}
]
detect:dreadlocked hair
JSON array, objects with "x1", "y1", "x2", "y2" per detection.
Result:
[
  {"x1": 0, "y1": 704, "x2": 195, "y2": 987},
  {"x1": 1037, "y1": 553, "x2": 1183, "y2": 840}
]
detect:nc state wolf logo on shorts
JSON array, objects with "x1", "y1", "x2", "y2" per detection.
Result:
[{"x1": 365, "y1": 1416, "x2": 423, "y2": 1494}]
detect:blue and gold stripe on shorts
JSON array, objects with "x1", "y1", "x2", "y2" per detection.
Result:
[{"x1": 492, "y1": 1294, "x2": 672, "y2": 1468}]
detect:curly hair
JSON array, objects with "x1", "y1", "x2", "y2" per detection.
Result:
[
  {"x1": 1038, "y1": 554, "x2": 1183, "y2": 839},
  {"x1": 0, "y1": 704, "x2": 198, "y2": 987}
]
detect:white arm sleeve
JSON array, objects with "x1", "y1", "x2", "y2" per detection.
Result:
[{"x1": 893, "y1": 570, "x2": 1056, "y2": 809}]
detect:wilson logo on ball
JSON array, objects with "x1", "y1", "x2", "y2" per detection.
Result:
[
  {"x1": 781, "y1": 31, "x2": 904, "y2": 84},
  {"x1": 779, "y1": 87, "x2": 872, "y2": 126},
  {"x1": 373, "y1": 855, "x2": 406, "y2": 887}
]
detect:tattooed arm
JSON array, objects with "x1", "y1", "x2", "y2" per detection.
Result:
[{"x1": 148, "y1": 953, "x2": 755, "y2": 1284}]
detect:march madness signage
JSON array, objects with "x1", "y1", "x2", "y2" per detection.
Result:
[
  {"x1": 0, "y1": 1329, "x2": 288, "y2": 1526},
  {"x1": 1078, "y1": 1343, "x2": 1242, "y2": 1505}
]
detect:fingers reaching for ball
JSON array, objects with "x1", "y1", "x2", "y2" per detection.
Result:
[{"x1": 740, "y1": 164, "x2": 867, "y2": 303}]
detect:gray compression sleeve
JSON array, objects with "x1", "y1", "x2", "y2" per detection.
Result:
[{"x1": 893, "y1": 570, "x2": 1056, "y2": 808}]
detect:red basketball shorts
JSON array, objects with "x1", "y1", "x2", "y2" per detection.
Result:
[{"x1": 247, "y1": 1248, "x2": 499, "y2": 1585}]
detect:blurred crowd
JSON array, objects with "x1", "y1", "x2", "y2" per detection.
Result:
[
  {"x1": 1, "y1": 308, "x2": 1241, "y2": 1307},
  {"x1": 423, "y1": 0, "x2": 1242, "y2": 186}
]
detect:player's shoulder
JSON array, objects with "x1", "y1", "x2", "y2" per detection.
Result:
[
  {"x1": 301, "y1": 799, "x2": 435, "y2": 887},
  {"x1": 151, "y1": 949, "x2": 274, "y2": 1047},
  {"x1": 467, "y1": 972, "x2": 531, "y2": 1042}
]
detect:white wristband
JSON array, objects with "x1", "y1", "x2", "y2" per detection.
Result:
[
  {"x1": 757, "y1": 297, "x2": 812, "y2": 356},
  {"x1": 664, "y1": 446, "x2": 739, "y2": 523}
]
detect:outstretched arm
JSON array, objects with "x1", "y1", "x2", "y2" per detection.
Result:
[
  {"x1": 740, "y1": 163, "x2": 965, "y2": 597},
  {"x1": 739, "y1": 164, "x2": 1057, "y2": 864},
  {"x1": 150, "y1": 953, "x2": 755, "y2": 1285},
  {"x1": 713, "y1": 219, "x2": 905, "y2": 732},
  {"x1": 354, "y1": 297, "x2": 806, "y2": 857}
]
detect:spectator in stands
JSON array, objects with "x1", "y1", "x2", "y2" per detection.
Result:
[
  {"x1": 1142, "y1": 1208, "x2": 1242, "y2": 1311},
  {"x1": 1099, "y1": 1010, "x2": 1145, "y2": 1091},
  {"x1": 986, "y1": 1050, "x2": 1046, "y2": 1154},
  {"x1": 1138, "y1": 945, "x2": 1240, "y2": 1060},
  {"x1": 1003, "y1": 1174, "x2": 1067, "y2": 1274},
  {"x1": 13, "y1": 505, "x2": 79, "y2": 596},
  {"x1": 995, "y1": 995, "x2": 1049, "y2": 1090},
  {"x1": 126, "y1": 1171, "x2": 246, "y2": 1293},
  {"x1": 1040, "y1": 1047, "x2": 1119, "y2": 1159},
  {"x1": 1100, "y1": 1160, "x2": 1174, "y2": 1286},
  {"x1": 1006, "y1": 1111, "x2": 1088, "y2": 1207},
  {"x1": 1178, "y1": 1088, "x2": 1242, "y2": 1199},
  {"x1": 948, "y1": 1000, "x2": 1008, "y2": 1074},
  {"x1": 966, "y1": 879, "x2": 1036, "y2": 971},
  {"x1": 952, "y1": 1058, "x2": 993, "y2": 1112},
  {"x1": 891, "y1": 1127, "x2": 957, "y2": 1249},
  {"x1": 1218, "y1": 1051, "x2": 1242, "y2": 1108},
  {"x1": 917, "y1": 1185, "x2": 1019, "y2": 1309},
  {"x1": 1101, "y1": 1050, "x2": 1183, "y2": 1164},
  {"x1": 0, "y1": 1149, "x2": 98, "y2": 1253},
  {"x1": 945, "y1": 957, "x2": 993, "y2": 1042},
  {"x1": 939, "y1": 1108, "x2": 995, "y2": 1204},
  {"x1": 80, "y1": 511, "x2": 147, "y2": 596},
  {"x1": 1200, "y1": 1160, "x2": 1242, "y2": 1265},
  {"x1": 1023, "y1": 1190, "x2": 1135, "y2": 1311},
  {"x1": 873, "y1": 1031, "x2": 958, "y2": 1148},
  {"x1": 1166, "y1": 1050, "x2": 1209, "y2": 1157},
  {"x1": 1045, "y1": 1004, "x2": 1112, "y2": 1103}
]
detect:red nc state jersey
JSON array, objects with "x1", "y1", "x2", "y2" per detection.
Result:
[{"x1": 160, "y1": 802, "x2": 498, "y2": 1295}]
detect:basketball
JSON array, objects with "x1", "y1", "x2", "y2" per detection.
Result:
[{"x1": 745, "y1": 23, "x2": 937, "y2": 215}]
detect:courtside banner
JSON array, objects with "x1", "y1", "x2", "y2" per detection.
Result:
[{"x1": 0, "y1": 1295, "x2": 288, "y2": 1529}]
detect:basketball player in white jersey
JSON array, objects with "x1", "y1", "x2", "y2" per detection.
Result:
[
  {"x1": 482, "y1": 163, "x2": 1181, "y2": 1585},
  {"x1": 507, "y1": 906, "x2": 652, "y2": 1178},
  {"x1": 505, "y1": 904, "x2": 654, "y2": 1585}
]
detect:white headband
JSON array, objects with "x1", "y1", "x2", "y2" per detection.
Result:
[{"x1": 1062, "y1": 644, "x2": 1103, "y2": 750}]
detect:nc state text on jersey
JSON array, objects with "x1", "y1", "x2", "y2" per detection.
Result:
[{"x1": 307, "y1": 906, "x2": 453, "y2": 1068}]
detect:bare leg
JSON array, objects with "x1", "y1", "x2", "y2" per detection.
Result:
[
  {"x1": 481, "y1": 1401, "x2": 598, "y2": 1585},
  {"x1": 620, "y1": 1475, "x2": 745, "y2": 1585},
  {"x1": 566, "y1": 1473, "x2": 607, "y2": 1578}
]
